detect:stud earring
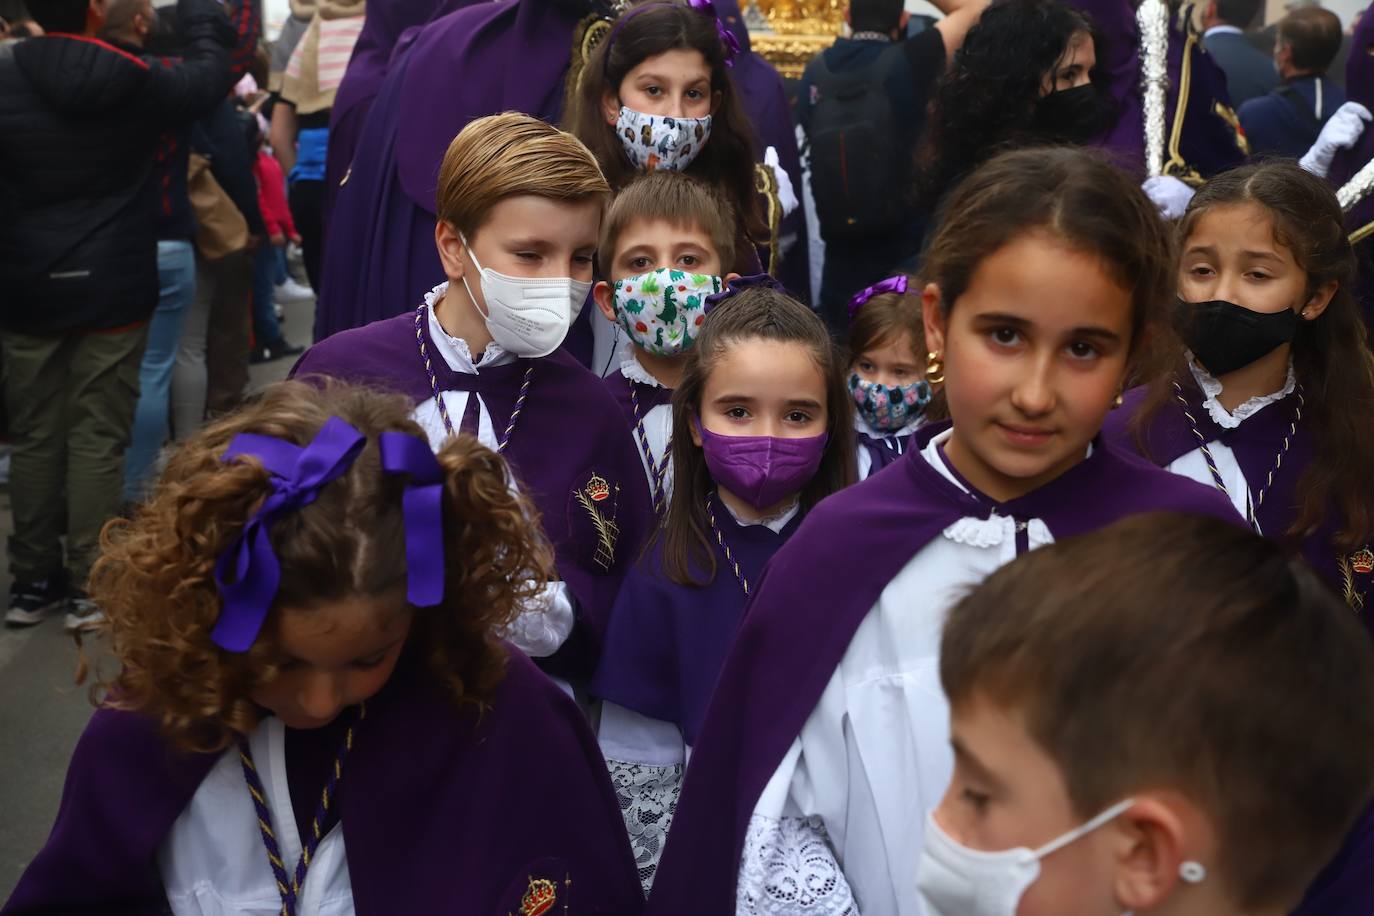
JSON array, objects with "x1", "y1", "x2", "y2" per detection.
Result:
[
  {"x1": 1179, "y1": 861, "x2": 1207, "y2": 884},
  {"x1": 925, "y1": 350, "x2": 945, "y2": 386},
  {"x1": 1113, "y1": 392, "x2": 1124, "y2": 408}
]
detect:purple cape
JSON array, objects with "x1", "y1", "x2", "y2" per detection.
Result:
[
  {"x1": 291, "y1": 311, "x2": 653, "y2": 677},
  {"x1": 592, "y1": 508, "x2": 803, "y2": 746},
  {"x1": 1, "y1": 649, "x2": 643, "y2": 915},
  {"x1": 858, "y1": 429, "x2": 917, "y2": 476},
  {"x1": 1102, "y1": 383, "x2": 1373, "y2": 623},
  {"x1": 1076, "y1": 0, "x2": 1244, "y2": 178},
  {"x1": 603, "y1": 371, "x2": 675, "y2": 429},
  {"x1": 1329, "y1": 12, "x2": 1374, "y2": 332},
  {"x1": 643, "y1": 425, "x2": 1239, "y2": 913},
  {"x1": 315, "y1": 0, "x2": 589, "y2": 342}
]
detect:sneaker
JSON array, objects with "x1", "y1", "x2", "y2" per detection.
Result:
[
  {"x1": 274, "y1": 277, "x2": 315, "y2": 303},
  {"x1": 6, "y1": 576, "x2": 66, "y2": 627},
  {"x1": 251, "y1": 340, "x2": 306, "y2": 364},
  {"x1": 64, "y1": 592, "x2": 105, "y2": 633}
]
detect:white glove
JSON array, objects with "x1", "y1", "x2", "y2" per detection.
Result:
[
  {"x1": 764, "y1": 146, "x2": 800, "y2": 218},
  {"x1": 1300, "y1": 101, "x2": 1373, "y2": 178},
  {"x1": 498, "y1": 581, "x2": 575, "y2": 658},
  {"x1": 1142, "y1": 175, "x2": 1196, "y2": 220}
]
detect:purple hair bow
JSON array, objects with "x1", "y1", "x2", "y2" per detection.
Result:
[
  {"x1": 211, "y1": 418, "x2": 446, "y2": 653},
  {"x1": 687, "y1": 0, "x2": 742, "y2": 65},
  {"x1": 703, "y1": 273, "x2": 787, "y2": 312},
  {"x1": 846, "y1": 275, "x2": 909, "y2": 320}
]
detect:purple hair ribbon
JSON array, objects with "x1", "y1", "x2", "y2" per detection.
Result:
[
  {"x1": 605, "y1": 0, "x2": 740, "y2": 72},
  {"x1": 703, "y1": 273, "x2": 787, "y2": 312},
  {"x1": 846, "y1": 275, "x2": 909, "y2": 321},
  {"x1": 378, "y1": 432, "x2": 446, "y2": 609},
  {"x1": 212, "y1": 417, "x2": 367, "y2": 652}
]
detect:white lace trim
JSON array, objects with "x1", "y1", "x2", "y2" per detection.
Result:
[
  {"x1": 738, "y1": 815, "x2": 859, "y2": 916},
  {"x1": 1187, "y1": 353, "x2": 1296, "y2": 430},
  {"x1": 941, "y1": 515, "x2": 1052, "y2": 548},
  {"x1": 606, "y1": 760, "x2": 682, "y2": 898},
  {"x1": 723, "y1": 498, "x2": 801, "y2": 534},
  {"x1": 620, "y1": 352, "x2": 669, "y2": 388},
  {"x1": 424, "y1": 282, "x2": 512, "y2": 372}
]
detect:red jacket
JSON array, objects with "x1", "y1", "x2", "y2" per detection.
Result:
[{"x1": 253, "y1": 149, "x2": 297, "y2": 240}]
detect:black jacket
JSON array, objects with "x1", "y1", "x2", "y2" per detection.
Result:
[{"x1": 0, "y1": 0, "x2": 233, "y2": 334}]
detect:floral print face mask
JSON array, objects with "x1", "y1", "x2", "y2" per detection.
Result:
[
  {"x1": 615, "y1": 106, "x2": 713, "y2": 172},
  {"x1": 612, "y1": 268, "x2": 723, "y2": 356},
  {"x1": 849, "y1": 372, "x2": 933, "y2": 433}
]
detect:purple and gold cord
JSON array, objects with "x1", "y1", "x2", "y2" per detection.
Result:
[
  {"x1": 629, "y1": 385, "x2": 672, "y2": 514},
  {"x1": 706, "y1": 492, "x2": 749, "y2": 596}
]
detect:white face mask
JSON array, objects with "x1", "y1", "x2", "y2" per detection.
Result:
[
  {"x1": 917, "y1": 799, "x2": 1146, "y2": 916},
  {"x1": 615, "y1": 106, "x2": 713, "y2": 172},
  {"x1": 458, "y1": 238, "x2": 591, "y2": 358}
]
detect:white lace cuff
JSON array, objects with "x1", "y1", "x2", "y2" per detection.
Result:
[
  {"x1": 606, "y1": 759, "x2": 683, "y2": 898},
  {"x1": 737, "y1": 815, "x2": 859, "y2": 915},
  {"x1": 498, "y1": 581, "x2": 574, "y2": 658}
]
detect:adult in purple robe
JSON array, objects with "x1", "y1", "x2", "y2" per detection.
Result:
[
  {"x1": 292, "y1": 312, "x2": 653, "y2": 678},
  {"x1": 324, "y1": 0, "x2": 482, "y2": 227},
  {"x1": 1, "y1": 648, "x2": 644, "y2": 915},
  {"x1": 716, "y1": 0, "x2": 812, "y2": 301},
  {"x1": 314, "y1": 0, "x2": 597, "y2": 345},
  {"x1": 642, "y1": 425, "x2": 1238, "y2": 913},
  {"x1": 1328, "y1": 11, "x2": 1374, "y2": 333}
]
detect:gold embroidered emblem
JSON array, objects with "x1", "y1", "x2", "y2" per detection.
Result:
[
  {"x1": 575, "y1": 472, "x2": 620, "y2": 571},
  {"x1": 520, "y1": 877, "x2": 557, "y2": 916},
  {"x1": 1352, "y1": 547, "x2": 1374, "y2": 576},
  {"x1": 1340, "y1": 546, "x2": 1373, "y2": 613}
]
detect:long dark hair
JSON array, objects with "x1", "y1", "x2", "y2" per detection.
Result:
[
  {"x1": 565, "y1": 1, "x2": 765, "y2": 239},
  {"x1": 917, "y1": 0, "x2": 1097, "y2": 208},
  {"x1": 661, "y1": 287, "x2": 856, "y2": 586},
  {"x1": 1134, "y1": 160, "x2": 1374, "y2": 550}
]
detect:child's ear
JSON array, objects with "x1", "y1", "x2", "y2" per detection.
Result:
[
  {"x1": 601, "y1": 88, "x2": 621, "y2": 127},
  {"x1": 1299, "y1": 280, "x2": 1338, "y2": 322},
  {"x1": 593, "y1": 280, "x2": 617, "y2": 322},
  {"x1": 921, "y1": 283, "x2": 947, "y2": 359},
  {"x1": 434, "y1": 220, "x2": 467, "y2": 283},
  {"x1": 689, "y1": 414, "x2": 704, "y2": 448},
  {"x1": 1111, "y1": 797, "x2": 1194, "y2": 912},
  {"x1": 724, "y1": 271, "x2": 741, "y2": 284}
]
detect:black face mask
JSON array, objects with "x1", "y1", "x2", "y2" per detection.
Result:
[
  {"x1": 1032, "y1": 84, "x2": 1117, "y2": 143},
  {"x1": 1177, "y1": 298, "x2": 1299, "y2": 377}
]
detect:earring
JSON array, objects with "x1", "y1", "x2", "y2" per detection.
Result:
[
  {"x1": 925, "y1": 350, "x2": 945, "y2": 386},
  {"x1": 1179, "y1": 861, "x2": 1207, "y2": 884},
  {"x1": 1113, "y1": 391, "x2": 1124, "y2": 408}
]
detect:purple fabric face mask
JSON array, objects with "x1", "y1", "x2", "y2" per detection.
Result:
[{"x1": 695, "y1": 418, "x2": 828, "y2": 510}]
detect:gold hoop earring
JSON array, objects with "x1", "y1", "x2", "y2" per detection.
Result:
[{"x1": 925, "y1": 350, "x2": 945, "y2": 386}]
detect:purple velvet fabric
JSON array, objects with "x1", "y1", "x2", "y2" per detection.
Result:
[
  {"x1": 1, "y1": 649, "x2": 644, "y2": 915},
  {"x1": 643, "y1": 424, "x2": 1240, "y2": 913},
  {"x1": 1103, "y1": 382, "x2": 1373, "y2": 621},
  {"x1": 291, "y1": 310, "x2": 653, "y2": 678},
  {"x1": 592, "y1": 508, "x2": 803, "y2": 746}
]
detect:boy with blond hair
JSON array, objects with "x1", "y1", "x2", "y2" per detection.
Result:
[{"x1": 295, "y1": 112, "x2": 650, "y2": 681}]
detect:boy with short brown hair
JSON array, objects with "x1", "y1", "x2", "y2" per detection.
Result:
[{"x1": 924, "y1": 512, "x2": 1374, "y2": 916}]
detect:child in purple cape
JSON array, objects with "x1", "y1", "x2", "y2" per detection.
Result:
[
  {"x1": 844, "y1": 275, "x2": 940, "y2": 479},
  {"x1": 593, "y1": 170, "x2": 742, "y2": 513},
  {"x1": 643, "y1": 147, "x2": 1241, "y2": 916},
  {"x1": 1105, "y1": 159, "x2": 1374, "y2": 914},
  {"x1": 592, "y1": 285, "x2": 855, "y2": 892},
  {"x1": 918, "y1": 513, "x2": 1374, "y2": 916},
  {"x1": 294, "y1": 113, "x2": 651, "y2": 683},
  {"x1": 1, "y1": 382, "x2": 642, "y2": 916}
]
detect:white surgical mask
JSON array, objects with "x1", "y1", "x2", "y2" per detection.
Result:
[
  {"x1": 917, "y1": 799, "x2": 1138, "y2": 916},
  {"x1": 459, "y1": 238, "x2": 591, "y2": 358}
]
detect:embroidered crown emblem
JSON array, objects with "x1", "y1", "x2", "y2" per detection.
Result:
[
  {"x1": 521, "y1": 878, "x2": 557, "y2": 916},
  {"x1": 585, "y1": 473, "x2": 611, "y2": 502},
  {"x1": 1352, "y1": 547, "x2": 1374, "y2": 576}
]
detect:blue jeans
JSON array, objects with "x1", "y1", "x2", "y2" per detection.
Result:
[
  {"x1": 252, "y1": 243, "x2": 285, "y2": 348},
  {"x1": 124, "y1": 240, "x2": 195, "y2": 502}
]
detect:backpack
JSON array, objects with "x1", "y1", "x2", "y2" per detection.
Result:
[{"x1": 806, "y1": 44, "x2": 909, "y2": 240}]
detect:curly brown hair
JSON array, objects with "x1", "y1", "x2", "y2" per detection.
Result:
[{"x1": 87, "y1": 381, "x2": 555, "y2": 753}]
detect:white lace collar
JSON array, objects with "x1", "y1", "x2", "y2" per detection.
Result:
[
  {"x1": 1187, "y1": 352, "x2": 1296, "y2": 430},
  {"x1": 853, "y1": 410, "x2": 925, "y2": 441},
  {"x1": 722, "y1": 497, "x2": 800, "y2": 534},
  {"x1": 619, "y1": 351, "x2": 670, "y2": 389},
  {"x1": 424, "y1": 282, "x2": 513, "y2": 374},
  {"x1": 921, "y1": 427, "x2": 1054, "y2": 549}
]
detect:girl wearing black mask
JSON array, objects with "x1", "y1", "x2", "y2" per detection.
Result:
[{"x1": 1109, "y1": 160, "x2": 1374, "y2": 619}]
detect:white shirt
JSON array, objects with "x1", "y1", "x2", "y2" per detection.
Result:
[
  {"x1": 411, "y1": 283, "x2": 573, "y2": 659},
  {"x1": 1203, "y1": 24, "x2": 1243, "y2": 38},
  {"x1": 1163, "y1": 356, "x2": 1297, "y2": 532},
  {"x1": 160, "y1": 718, "x2": 353, "y2": 916},
  {"x1": 738, "y1": 429, "x2": 1055, "y2": 916},
  {"x1": 854, "y1": 412, "x2": 926, "y2": 481},
  {"x1": 620, "y1": 354, "x2": 676, "y2": 508}
]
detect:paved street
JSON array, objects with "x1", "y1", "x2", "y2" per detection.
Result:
[{"x1": 0, "y1": 291, "x2": 313, "y2": 901}]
